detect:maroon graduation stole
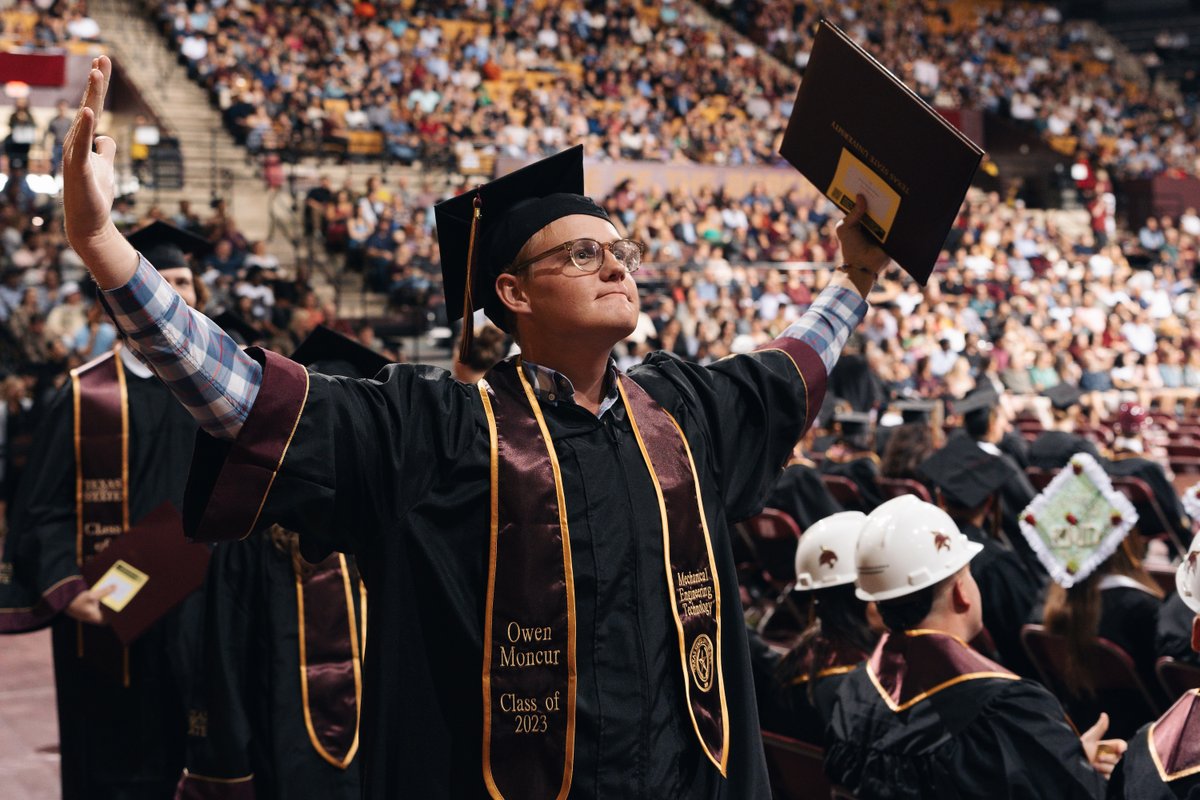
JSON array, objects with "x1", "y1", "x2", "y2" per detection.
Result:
[
  {"x1": 71, "y1": 350, "x2": 132, "y2": 686},
  {"x1": 866, "y1": 629, "x2": 1017, "y2": 712},
  {"x1": 477, "y1": 360, "x2": 728, "y2": 800},
  {"x1": 294, "y1": 551, "x2": 365, "y2": 770},
  {"x1": 1148, "y1": 689, "x2": 1200, "y2": 782}
]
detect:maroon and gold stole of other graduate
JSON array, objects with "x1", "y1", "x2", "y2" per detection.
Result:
[
  {"x1": 477, "y1": 361, "x2": 729, "y2": 800},
  {"x1": 71, "y1": 351, "x2": 131, "y2": 685}
]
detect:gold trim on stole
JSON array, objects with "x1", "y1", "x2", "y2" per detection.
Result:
[
  {"x1": 617, "y1": 380, "x2": 730, "y2": 775},
  {"x1": 294, "y1": 553, "x2": 363, "y2": 769}
]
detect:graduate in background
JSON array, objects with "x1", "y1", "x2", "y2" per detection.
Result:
[
  {"x1": 825, "y1": 496, "x2": 1122, "y2": 799},
  {"x1": 1108, "y1": 534, "x2": 1200, "y2": 797},
  {"x1": 763, "y1": 429, "x2": 843, "y2": 532},
  {"x1": 0, "y1": 221, "x2": 210, "y2": 800},
  {"x1": 819, "y1": 410, "x2": 883, "y2": 511},
  {"x1": 175, "y1": 327, "x2": 384, "y2": 800},
  {"x1": 63, "y1": 59, "x2": 889, "y2": 799}
]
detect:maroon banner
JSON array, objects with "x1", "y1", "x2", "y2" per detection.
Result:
[
  {"x1": 616, "y1": 376, "x2": 729, "y2": 772},
  {"x1": 295, "y1": 551, "x2": 362, "y2": 769},
  {"x1": 0, "y1": 51, "x2": 67, "y2": 87},
  {"x1": 479, "y1": 364, "x2": 576, "y2": 800}
]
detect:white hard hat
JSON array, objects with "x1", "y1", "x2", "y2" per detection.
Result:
[
  {"x1": 795, "y1": 511, "x2": 867, "y2": 591},
  {"x1": 854, "y1": 495, "x2": 983, "y2": 602},
  {"x1": 1177, "y1": 536, "x2": 1200, "y2": 615}
]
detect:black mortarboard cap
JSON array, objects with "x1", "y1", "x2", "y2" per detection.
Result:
[
  {"x1": 895, "y1": 399, "x2": 937, "y2": 423},
  {"x1": 953, "y1": 386, "x2": 999, "y2": 417},
  {"x1": 126, "y1": 220, "x2": 212, "y2": 271},
  {"x1": 917, "y1": 436, "x2": 1009, "y2": 509},
  {"x1": 211, "y1": 310, "x2": 263, "y2": 347},
  {"x1": 290, "y1": 324, "x2": 390, "y2": 380},
  {"x1": 1043, "y1": 383, "x2": 1083, "y2": 411},
  {"x1": 434, "y1": 145, "x2": 611, "y2": 359},
  {"x1": 835, "y1": 410, "x2": 873, "y2": 435}
]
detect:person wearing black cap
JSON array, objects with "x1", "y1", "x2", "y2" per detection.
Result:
[
  {"x1": 62, "y1": 59, "x2": 890, "y2": 799},
  {"x1": 917, "y1": 437, "x2": 1046, "y2": 675},
  {"x1": 0, "y1": 218, "x2": 211, "y2": 800},
  {"x1": 1102, "y1": 404, "x2": 1190, "y2": 549},
  {"x1": 175, "y1": 327, "x2": 382, "y2": 800},
  {"x1": 1028, "y1": 384, "x2": 1104, "y2": 471},
  {"x1": 819, "y1": 410, "x2": 884, "y2": 511},
  {"x1": 951, "y1": 386, "x2": 1042, "y2": 574},
  {"x1": 763, "y1": 430, "x2": 844, "y2": 532}
]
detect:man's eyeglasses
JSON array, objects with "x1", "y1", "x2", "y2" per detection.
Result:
[{"x1": 508, "y1": 238, "x2": 646, "y2": 275}]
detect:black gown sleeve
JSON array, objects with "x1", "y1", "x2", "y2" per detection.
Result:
[
  {"x1": 183, "y1": 350, "x2": 480, "y2": 559},
  {"x1": 1156, "y1": 592, "x2": 1200, "y2": 666},
  {"x1": 0, "y1": 385, "x2": 86, "y2": 632}
]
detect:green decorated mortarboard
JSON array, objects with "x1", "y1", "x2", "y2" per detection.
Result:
[
  {"x1": 434, "y1": 145, "x2": 612, "y2": 359},
  {"x1": 126, "y1": 220, "x2": 212, "y2": 271},
  {"x1": 291, "y1": 324, "x2": 390, "y2": 380},
  {"x1": 917, "y1": 436, "x2": 1008, "y2": 509},
  {"x1": 1017, "y1": 453, "x2": 1138, "y2": 588}
]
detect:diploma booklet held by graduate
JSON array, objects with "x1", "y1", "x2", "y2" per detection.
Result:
[{"x1": 780, "y1": 19, "x2": 985, "y2": 284}]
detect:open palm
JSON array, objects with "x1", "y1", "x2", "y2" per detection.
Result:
[{"x1": 62, "y1": 56, "x2": 118, "y2": 247}]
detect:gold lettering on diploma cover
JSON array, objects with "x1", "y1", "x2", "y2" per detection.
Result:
[
  {"x1": 689, "y1": 634, "x2": 715, "y2": 692},
  {"x1": 82, "y1": 478, "x2": 124, "y2": 504}
]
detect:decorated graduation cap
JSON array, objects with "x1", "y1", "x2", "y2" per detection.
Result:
[
  {"x1": 918, "y1": 435, "x2": 1009, "y2": 509},
  {"x1": 434, "y1": 145, "x2": 612, "y2": 360},
  {"x1": 291, "y1": 324, "x2": 390, "y2": 380},
  {"x1": 1043, "y1": 383, "x2": 1083, "y2": 412},
  {"x1": 1017, "y1": 453, "x2": 1138, "y2": 588},
  {"x1": 125, "y1": 220, "x2": 212, "y2": 270}
]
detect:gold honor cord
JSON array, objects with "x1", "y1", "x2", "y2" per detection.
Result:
[
  {"x1": 72, "y1": 351, "x2": 132, "y2": 686},
  {"x1": 295, "y1": 552, "x2": 363, "y2": 769}
]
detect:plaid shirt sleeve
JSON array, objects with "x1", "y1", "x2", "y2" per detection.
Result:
[
  {"x1": 778, "y1": 283, "x2": 869, "y2": 374},
  {"x1": 102, "y1": 255, "x2": 263, "y2": 441}
]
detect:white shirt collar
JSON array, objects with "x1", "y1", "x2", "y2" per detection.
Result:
[{"x1": 118, "y1": 345, "x2": 154, "y2": 379}]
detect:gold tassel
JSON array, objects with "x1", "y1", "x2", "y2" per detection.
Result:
[{"x1": 458, "y1": 190, "x2": 483, "y2": 364}]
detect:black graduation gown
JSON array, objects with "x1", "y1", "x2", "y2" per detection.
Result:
[
  {"x1": 0, "y1": 359, "x2": 203, "y2": 800},
  {"x1": 1157, "y1": 592, "x2": 1200, "y2": 667},
  {"x1": 763, "y1": 462, "x2": 843, "y2": 531},
  {"x1": 1104, "y1": 454, "x2": 1191, "y2": 544},
  {"x1": 1107, "y1": 691, "x2": 1200, "y2": 799},
  {"x1": 1099, "y1": 582, "x2": 1166, "y2": 708},
  {"x1": 1028, "y1": 431, "x2": 1103, "y2": 471},
  {"x1": 825, "y1": 634, "x2": 1107, "y2": 799},
  {"x1": 999, "y1": 431, "x2": 1031, "y2": 470},
  {"x1": 177, "y1": 530, "x2": 364, "y2": 799},
  {"x1": 960, "y1": 523, "x2": 1045, "y2": 676},
  {"x1": 181, "y1": 344, "x2": 827, "y2": 800},
  {"x1": 818, "y1": 453, "x2": 883, "y2": 511}
]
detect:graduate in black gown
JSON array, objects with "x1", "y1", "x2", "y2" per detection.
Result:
[
  {"x1": 1105, "y1": 404, "x2": 1191, "y2": 551},
  {"x1": 818, "y1": 411, "x2": 884, "y2": 511},
  {"x1": 64, "y1": 79, "x2": 891, "y2": 800},
  {"x1": 1027, "y1": 385, "x2": 1103, "y2": 471},
  {"x1": 763, "y1": 433, "x2": 843, "y2": 531},
  {"x1": 174, "y1": 327, "x2": 385, "y2": 800},
  {"x1": 917, "y1": 437, "x2": 1046, "y2": 676},
  {"x1": 1157, "y1": 591, "x2": 1200, "y2": 667},
  {"x1": 949, "y1": 387, "x2": 1042, "y2": 575},
  {"x1": 0, "y1": 222, "x2": 210, "y2": 800},
  {"x1": 825, "y1": 495, "x2": 1118, "y2": 799},
  {"x1": 755, "y1": 511, "x2": 879, "y2": 744},
  {"x1": 1108, "y1": 536, "x2": 1200, "y2": 798}
]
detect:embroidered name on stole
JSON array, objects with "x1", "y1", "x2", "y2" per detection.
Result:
[
  {"x1": 71, "y1": 351, "x2": 131, "y2": 685},
  {"x1": 477, "y1": 361, "x2": 728, "y2": 800}
]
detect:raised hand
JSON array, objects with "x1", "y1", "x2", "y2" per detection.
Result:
[
  {"x1": 62, "y1": 55, "x2": 138, "y2": 289},
  {"x1": 835, "y1": 193, "x2": 892, "y2": 276}
]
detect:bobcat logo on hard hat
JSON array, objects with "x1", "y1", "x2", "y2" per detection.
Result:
[
  {"x1": 1187, "y1": 551, "x2": 1199, "y2": 574},
  {"x1": 819, "y1": 546, "x2": 838, "y2": 569},
  {"x1": 933, "y1": 532, "x2": 952, "y2": 553}
]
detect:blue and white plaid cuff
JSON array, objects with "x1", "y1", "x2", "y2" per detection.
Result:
[
  {"x1": 779, "y1": 285, "x2": 869, "y2": 374},
  {"x1": 103, "y1": 255, "x2": 263, "y2": 441}
]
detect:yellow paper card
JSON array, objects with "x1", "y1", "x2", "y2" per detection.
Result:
[
  {"x1": 94, "y1": 560, "x2": 149, "y2": 613},
  {"x1": 827, "y1": 148, "x2": 902, "y2": 243}
]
